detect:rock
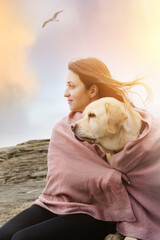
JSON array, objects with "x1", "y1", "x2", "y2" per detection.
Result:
[{"x1": 0, "y1": 139, "x2": 50, "y2": 226}]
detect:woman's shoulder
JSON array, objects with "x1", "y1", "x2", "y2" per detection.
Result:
[
  {"x1": 134, "y1": 107, "x2": 160, "y2": 132},
  {"x1": 134, "y1": 107, "x2": 154, "y2": 122}
]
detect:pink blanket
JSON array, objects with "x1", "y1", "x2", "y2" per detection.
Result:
[
  {"x1": 34, "y1": 111, "x2": 135, "y2": 222},
  {"x1": 111, "y1": 108, "x2": 160, "y2": 240},
  {"x1": 34, "y1": 109, "x2": 160, "y2": 240}
]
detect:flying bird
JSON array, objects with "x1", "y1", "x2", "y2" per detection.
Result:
[{"x1": 42, "y1": 10, "x2": 64, "y2": 28}]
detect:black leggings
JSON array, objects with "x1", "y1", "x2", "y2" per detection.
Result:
[{"x1": 0, "y1": 205, "x2": 116, "y2": 240}]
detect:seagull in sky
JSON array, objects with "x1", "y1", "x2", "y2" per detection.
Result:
[{"x1": 42, "y1": 10, "x2": 64, "y2": 28}]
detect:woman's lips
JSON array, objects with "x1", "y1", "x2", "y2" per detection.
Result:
[{"x1": 67, "y1": 100, "x2": 73, "y2": 104}]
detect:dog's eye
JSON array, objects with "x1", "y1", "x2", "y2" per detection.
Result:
[{"x1": 88, "y1": 113, "x2": 96, "y2": 118}]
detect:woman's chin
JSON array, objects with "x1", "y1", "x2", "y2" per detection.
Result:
[{"x1": 70, "y1": 107, "x2": 83, "y2": 112}]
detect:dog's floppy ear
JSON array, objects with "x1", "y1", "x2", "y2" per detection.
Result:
[{"x1": 105, "y1": 102, "x2": 128, "y2": 134}]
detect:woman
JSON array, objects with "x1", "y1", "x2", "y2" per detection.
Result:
[{"x1": 0, "y1": 57, "x2": 151, "y2": 240}]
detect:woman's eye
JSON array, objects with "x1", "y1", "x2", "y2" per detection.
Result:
[
  {"x1": 66, "y1": 83, "x2": 74, "y2": 89},
  {"x1": 88, "y1": 113, "x2": 96, "y2": 118},
  {"x1": 68, "y1": 85, "x2": 74, "y2": 89}
]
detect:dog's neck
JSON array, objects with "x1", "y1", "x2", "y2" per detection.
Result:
[{"x1": 95, "y1": 143, "x2": 113, "y2": 163}]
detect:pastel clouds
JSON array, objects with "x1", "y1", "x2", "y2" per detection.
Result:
[{"x1": 0, "y1": 0, "x2": 38, "y2": 106}]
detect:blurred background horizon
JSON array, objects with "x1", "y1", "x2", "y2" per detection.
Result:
[{"x1": 0, "y1": 0, "x2": 160, "y2": 148}]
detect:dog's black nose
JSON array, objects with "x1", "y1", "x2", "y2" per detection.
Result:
[{"x1": 71, "y1": 123, "x2": 77, "y2": 131}]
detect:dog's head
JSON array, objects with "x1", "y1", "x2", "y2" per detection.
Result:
[{"x1": 71, "y1": 97, "x2": 128, "y2": 144}]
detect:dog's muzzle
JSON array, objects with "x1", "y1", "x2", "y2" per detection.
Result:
[{"x1": 71, "y1": 123, "x2": 96, "y2": 144}]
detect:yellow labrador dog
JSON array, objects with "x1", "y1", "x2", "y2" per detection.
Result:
[{"x1": 71, "y1": 97, "x2": 143, "y2": 240}]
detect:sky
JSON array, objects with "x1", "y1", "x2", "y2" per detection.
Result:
[{"x1": 0, "y1": 0, "x2": 160, "y2": 148}]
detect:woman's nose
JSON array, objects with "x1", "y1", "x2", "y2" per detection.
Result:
[{"x1": 64, "y1": 89, "x2": 70, "y2": 97}]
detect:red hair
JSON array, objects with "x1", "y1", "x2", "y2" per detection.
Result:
[{"x1": 68, "y1": 57, "x2": 151, "y2": 106}]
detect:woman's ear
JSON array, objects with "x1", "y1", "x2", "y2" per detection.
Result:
[{"x1": 89, "y1": 85, "x2": 99, "y2": 98}]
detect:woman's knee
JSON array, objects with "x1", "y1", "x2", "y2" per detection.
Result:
[
  {"x1": 0, "y1": 226, "x2": 14, "y2": 240},
  {"x1": 11, "y1": 230, "x2": 26, "y2": 240}
]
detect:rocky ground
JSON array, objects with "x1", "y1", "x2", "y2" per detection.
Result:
[{"x1": 0, "y1": 139, "x2": 50, "y2": 226}]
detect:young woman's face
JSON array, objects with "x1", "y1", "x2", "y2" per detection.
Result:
[{"x1": 64, "y1": 70, "x2": 92, "y2": 112}]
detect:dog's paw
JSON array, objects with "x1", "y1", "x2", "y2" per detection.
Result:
[
  {"x1": 124, "y1": 237, "x2": 137, "y2": 240},
  {"x1": 104, "y1": 232, "x2": 124, "y2": 240}
]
